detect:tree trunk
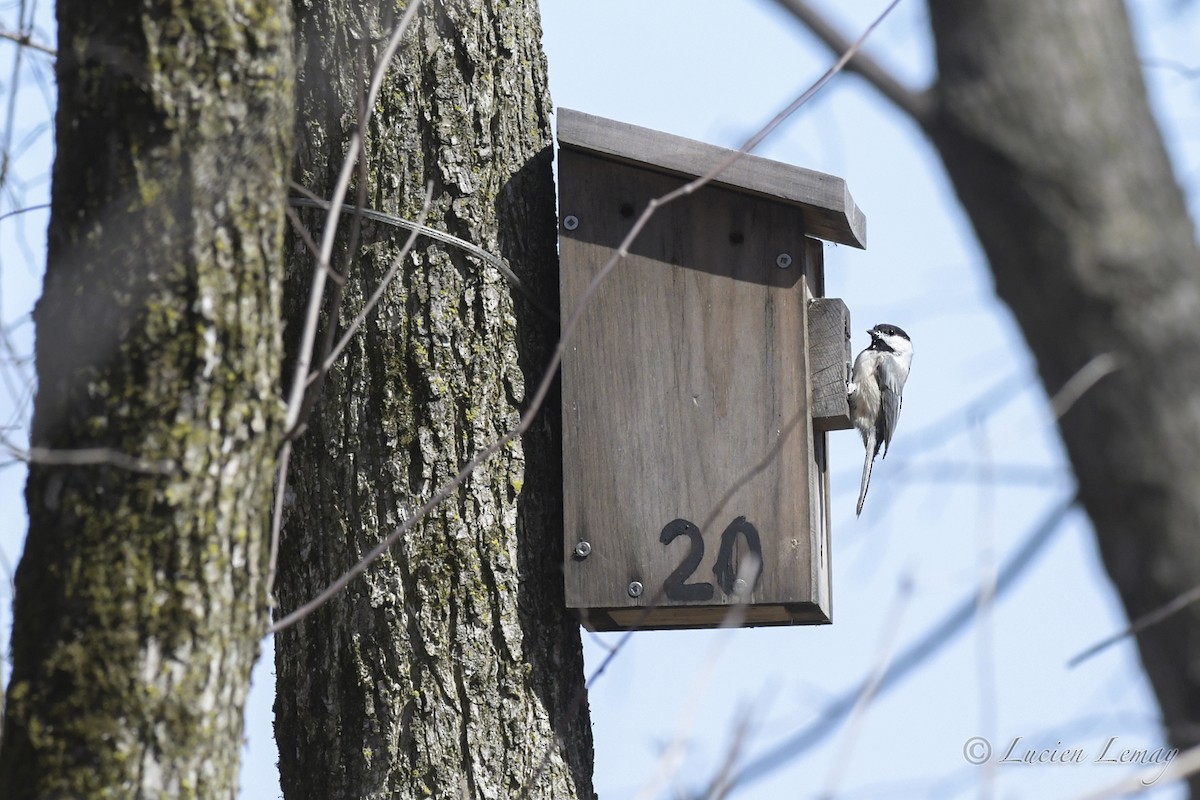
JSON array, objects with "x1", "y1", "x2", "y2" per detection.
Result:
[
  {"x1": 924, "y1": 0, "x2": 1200, "y2": 783},
  {"x1": 274, "y1": 2, "x2": 594, "y2": 798},
  {"x1": 0, "y1": 1, "x2": 294, "y2": 797},
  {"x1": 781, "y1": 0, "x2": 1200, "y2": 789}
]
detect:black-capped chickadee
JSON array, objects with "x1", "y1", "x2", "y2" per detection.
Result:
[{"x1": 848, "y1": 324, "x2": 913, "y2": 516}]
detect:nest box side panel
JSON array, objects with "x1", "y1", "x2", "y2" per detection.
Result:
[
  {"x1": 803, "y1": 238, "x2": 833, "y2": 619},
  {"x1": 559, "y1": 148, "x2": 828, "y2": 629}
]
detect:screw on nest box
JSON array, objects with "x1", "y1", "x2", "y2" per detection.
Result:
[{"x1": 555, "y1": 109, "x2": 865, "y2": 632}]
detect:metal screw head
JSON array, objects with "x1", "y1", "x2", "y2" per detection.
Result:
[
  {"x1": 563, "y1": 215, "x2": 579, "y2": 231},
  {"x1": 733, "y1": 578, "x2": 748, "y2": 594},
  {"x1": 627, "y1": 581, "x2": 644, "y2": 598},
  {"x1": 573, "y1": 540, "x2": 592, "y2": 559},
  {"x1": 775, "y1": 252, "x2": 793, "y2": 269}
]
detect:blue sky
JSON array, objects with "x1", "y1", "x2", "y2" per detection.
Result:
[
  {"x1": 535, "y1": 2, "x2": 1198, "y2": 797},
  {"x1": 3, "y1": 1, "x2": 1200, "y2": 798}
]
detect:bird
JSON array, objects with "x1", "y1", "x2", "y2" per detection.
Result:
[{"x1": 848, "y1": 324, "x2": 913, "y2": 516}]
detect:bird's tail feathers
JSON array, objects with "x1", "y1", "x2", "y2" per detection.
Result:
[{"x1": 857, "y1": 433, "x2": 876, "y2": 517}]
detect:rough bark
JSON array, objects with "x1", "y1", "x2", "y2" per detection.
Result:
[
  {"x1": 923, "y1": 0, "x2": 1200, "y2": 784},
  {"x1": 274, "y1": 2, "x2": 594, "y2": 798},
  {"x1": 0, "y1": 1, "x2": 293, "y2": 798},
  {"x1": 782, "y1": 0, "x2": 1200, "y2": 789}
]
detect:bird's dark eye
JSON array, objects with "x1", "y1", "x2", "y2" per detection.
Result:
[{"x1": 875, "y1": 323, "x2": 910, "y2": 341}]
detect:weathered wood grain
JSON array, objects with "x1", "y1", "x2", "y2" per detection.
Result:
[
  {"x1": 558, "y1": 108, "x2": 866, "y2": 249},
  {"x1": 559, "y1": 148, "x2": 832, "y2": 630},
  {"x1": 808, "y1": 297, "x2": 853, "y2": 432}
]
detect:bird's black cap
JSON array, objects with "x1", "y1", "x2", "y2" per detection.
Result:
[{"x1": 870, "y1": 323, "x2": 910, "y2": 341}]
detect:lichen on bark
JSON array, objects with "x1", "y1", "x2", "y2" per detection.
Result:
[
  {"x1": 275, "y1": 1, "x2": 593, "y2": 798},
  {"x1": 0, "y1": 1, "x2": 294, "y2": 797}
]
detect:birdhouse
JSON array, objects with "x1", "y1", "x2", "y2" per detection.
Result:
[{"x1": 556, "y1": 109, "x2": 863, "y2": 631}]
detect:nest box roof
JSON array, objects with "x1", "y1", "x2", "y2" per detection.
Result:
[{"x1": 556, "y1": 108, "x2": 867, "y2": 249}]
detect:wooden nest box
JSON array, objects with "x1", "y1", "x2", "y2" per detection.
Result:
[{"x1": 556, "y1": 109, "x2": 864, "y2": 631}]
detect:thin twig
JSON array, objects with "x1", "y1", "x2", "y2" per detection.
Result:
[
  {"x1": 1140, "y1": 56, "x2": 1200, "y2": 80},
  {"x1": 264, "y1": 440, "x2": 293, "y2": 600},
  {"x1": 0, "y1": 201, "x2": 49, "y2": 222},
  {"x1": 299, "y1": 118, "x2": 372, "y2": 425},
  {"x1": 287, "y1": 195, "x2": 558, "y2": 322},
  {"x1": 266, "y1": 186, "x2": 433, "y2": 599},
  {"x1": 19, "y1": 445, "x2": 175, "y2": 475},
  {"x1": 1049, "y1": 352, "x2": 1121, "y2": 418},
  {"x1": 698, "y1": 711, "x2": 754, "y2": 800},
  {"x1": 0, "y1": 27, "x2": 55, "y2": 57},
  {"x1": 634, "y1": 570, "x2": 755, "y2": 800},
  {"x1": 514, "y1": 584, "x2": 675, "y2": 799},
  {"x1": 306, "y1": 182, "x2": 434, "y2": 387},
  {"x1": 855, "y1": 350, "x2": 1119, "y2": 521},
  {"x1": 772, "y1": 0, "x2": 931, "y2": 123},
  {"x1": 517, "y1": 569, "x2": 758, "y2": 800},
  {"x1": 1073, "y1": 739, "x2": 1200, "y2": 799},
  {"x1": 269, "y1": 0, "x2": 907, "y2": 638},
  {"x1": 1069, "y1": 584, "x2": 1200, "y2": 668},
  {"x1": 730, "y1": 496, "x2": 1075, "y2": 791},
  {"x1": 283, "y1": 205, "x2": 325, "y2": 278},
  {"x1": 280, "y1": 0, "x2": 423, "y2": 440},
  {"x1": 971, "y1": 417, "x2": 999, "y2": 800},
  {"x1": 817, "y1": 574, "x2": 912, "y2": 798},
  {"x1": 265, "y1": 1, "x2": 423, "y2": 601},
  {"x1": 892, "y1": 461, "x2": 1064, "y2": 485}
]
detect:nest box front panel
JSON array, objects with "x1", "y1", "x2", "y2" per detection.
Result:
[{"x1": 559, "y1": 149, "x2": 830, "y2": 631}]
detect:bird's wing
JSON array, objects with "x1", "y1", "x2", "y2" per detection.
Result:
[{"x1": 875, "y1": 361, "x2": 904, "y2": 458}]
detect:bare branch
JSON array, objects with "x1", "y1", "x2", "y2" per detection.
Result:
[
  {"x1": 19, "y1": 445, "x2": 175, "y2": 475},
  {"x1": 269, "y1": 0, "x2": 907, "y2": 637},
  {"x1": 312, "y1": 183, "x2": 435, "y2": 382},
  {"x1": 265, "y1": 2, "x2": 423, "y2": 604},
  {"x1": 818, "y1": 576, "x2": 913, "y2": 797},
  {"x1": 1141, "y1": 56, "x2": 1200, "y2": 80},
  {"x1": 698, "y1": 711, "x2": 753, "y2": 800},
  {"x1": 970, "y1": 419, "x2": 1001, "y2": 796},
  {"x1": 861, "y1": 351, "x2": 1117, "y2": 519},
  {"x1": 893, "y1": 461, "x2": 1064, "y2": 485},
  {"x1": 0, "y1": 27, "x2": 55, "y2": 57},
  {"x1": 264, "y1": 441, "x2": 294, "y2": 601},
  {"x1": 1073, "y1": 739, "x2": 1200, "y2": 799},
  {"x1": 280, "y1": 0, "x2": 423, "y2": 439},
  {"x1": 0, "y1": 201, "x2": 49, "y2": 223},
  {"x1": 1048, "y1": 351, "x2": 1121, "y2": 418},
  {"x1": 633, "y1": 583, "x2": 755, "y2": 800},
  {"x1": 264, "y1": 183, "x2": 436, "y2": 599},
  {"x1": 772, "y1": 0, "x2": 932, "y2": 124},
  {"x1": 1069, "y1": 584, "x2": 1200, "y2": 668},
  {"x1": 287, "y1": 195, "x2": 558, "y2": 323},
  {"x1": 283, "y1": 205, "x2": 328, "y2": 281},
  {"x1": 730, "y1": 496, "x2": 1075, "y2": 791}
]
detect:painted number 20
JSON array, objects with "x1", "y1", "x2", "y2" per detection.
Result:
[{"x1": 658, "y1": 516, "x2": 764, "y2": 602}]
